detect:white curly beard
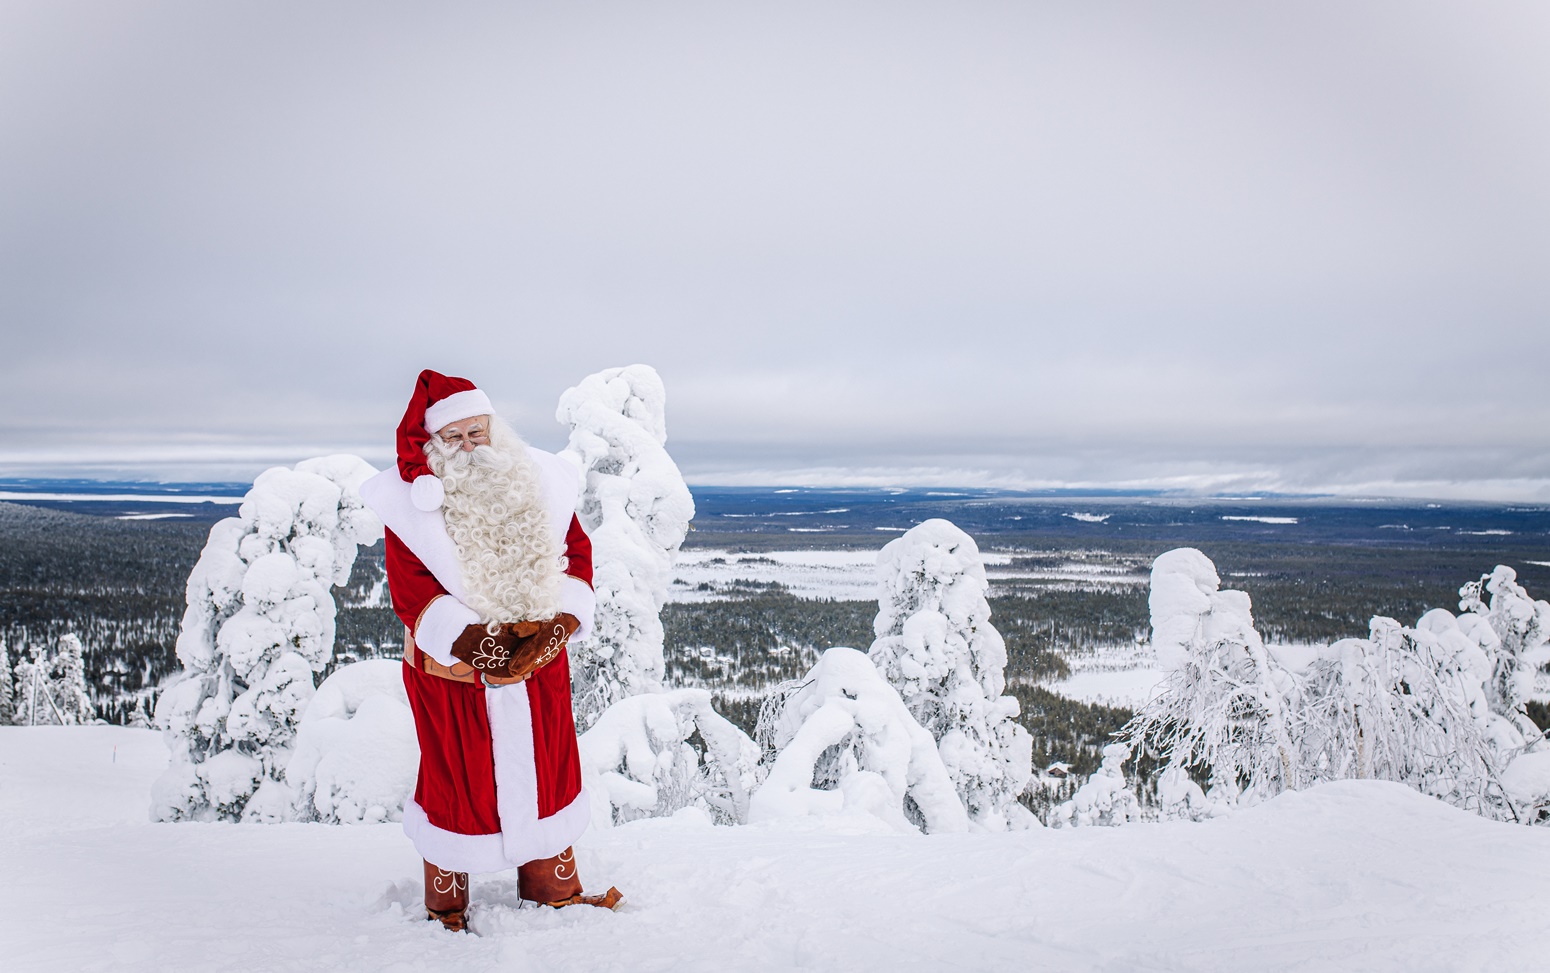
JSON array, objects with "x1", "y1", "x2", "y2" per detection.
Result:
[{"x1": 425, "y1": 417, "x2": 562, "y2": 625}]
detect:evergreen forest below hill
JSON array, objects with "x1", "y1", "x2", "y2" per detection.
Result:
[{"x1": 3, "y1": 495, "x2": 1548, "y2": 796}]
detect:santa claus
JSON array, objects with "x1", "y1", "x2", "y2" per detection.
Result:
[{"x1": 358, "y1": 369, "x2": 621, "y2": 932}]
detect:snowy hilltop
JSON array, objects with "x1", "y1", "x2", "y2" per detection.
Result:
[{"x1": 4, "y1": 725, "x2": 1549, "y2": 972}]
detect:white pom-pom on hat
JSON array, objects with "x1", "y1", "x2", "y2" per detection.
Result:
[{"x1": 410, "y1": 474, "x2": 445, "y2": 511}]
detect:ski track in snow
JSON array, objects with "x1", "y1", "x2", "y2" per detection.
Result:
[{"x1": 4, "y1": 727, "x2": 1550, "y2": 972}]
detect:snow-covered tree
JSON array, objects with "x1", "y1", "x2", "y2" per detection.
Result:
[
  {"x1": 578, "y1": 688, "x2": 763, "y2": 827},
  {"x1": 49, "y1": 634, "x2": 94, "y2": 725},
  {"x1": 284, "y1": 659, "x2": 418, "y2": 825},
  {"x1": 152, "y1": 455, "x2": 382, "y2": 823},
  {"x1": 1051, "y1": 742, "x2": 1140, "y2": 827},
  {"x1": 1123, "y1": 548, "x2": 1302, "y2": 804},
  {"x1": 752, "y1": 647, "x2": 970, "y2": 834},
  {"x1": 867, "y1": 519, "x2": 1033, "y2": 831},
  {"x1": 0, "y1": 638, "x2": 14, "y2": 726},
  {"x1": 1297, "y1": 614, "x2": 1504, "y2": 816},
  {"x1": 556, "y1": 364, "x2": 695, "y2": 728},
  {"x1": 1458, "y1": 565, "x2": 1550, "y2": 736},
  {"x1": 1129, "y1": 550, "x2": 1548, "y2": 825}
]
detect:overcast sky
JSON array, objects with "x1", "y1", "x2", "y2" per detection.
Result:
[{"x1": 2, "y1": 2, "x2": 1547, "y2": 498}]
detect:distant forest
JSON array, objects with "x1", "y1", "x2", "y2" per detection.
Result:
[{"x1": 3, "y1": 500, "x2": 1547, "y2": 781}]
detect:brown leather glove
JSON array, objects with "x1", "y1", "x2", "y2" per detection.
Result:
[
  {"x1": 449, "y1": 621, "x2": 539, "y2": 678},
  {"x1": 504, "y1": 613, "x2": 581, "y2": 682}
]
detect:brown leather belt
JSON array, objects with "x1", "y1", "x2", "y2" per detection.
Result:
[{"x1": 403, "y1": 626, "x2": 528, "y2": 686}]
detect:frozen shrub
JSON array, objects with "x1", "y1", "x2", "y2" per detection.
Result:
[
  {"x1": 284, "y1": 659, "x2": 418, "y2": 825},
  {"x1": 578, "y1": 687, "x2": 762, "y2": 827},
  {"x1": 1052, "y1": 742, "x2": 1139, "y2": 827},
  {"x1": 751, "y1": 647, "x2": 970, "y2": 834}
]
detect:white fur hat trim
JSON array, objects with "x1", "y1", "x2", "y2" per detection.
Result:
[{"x1": 423, "y1": 389, "x2": 493, "y2": 433}]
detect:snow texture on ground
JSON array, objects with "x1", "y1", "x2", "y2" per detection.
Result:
[{"x1": 4, "y1": 726, "x2": 1550, "y2": 972}]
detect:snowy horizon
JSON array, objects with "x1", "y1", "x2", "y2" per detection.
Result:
[{"x1": 3, "y1": 442, "x2": 1549, "y2": 504}]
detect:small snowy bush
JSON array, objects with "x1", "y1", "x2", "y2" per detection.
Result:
[
  {"x1": 152, "y1": 455, "x2": 382, "y2": 823},
  {"x1": 578, "y1": 687, "x2": 763, "y2": 827},
  {"x1": 868, "y1": 520, "x2": 1034, "y2": 831},
  {"x1": 751, "y1": 647, "x2": 970, "y2": 834},
  {"x1": 557, "y1": 365, "x2": 695, "y2": 729},
  {"x1": 283, "y1": 659, "x2": 418, "y2": 825},
  {"x1": 1052, "y1": 742, "x2": 1140, "y2": 827}
]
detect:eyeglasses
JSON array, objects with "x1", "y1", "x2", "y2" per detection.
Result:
[{"x1": 437, "y1": 427, "x2": 490, "y2": 450}]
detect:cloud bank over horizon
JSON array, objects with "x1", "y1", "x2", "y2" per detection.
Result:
[{"x1": 2, "y1": 3, "x2": 1547, "y2": 500}]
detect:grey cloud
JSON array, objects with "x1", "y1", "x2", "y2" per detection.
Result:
[{"x1": 2, "y1": 2, "x2": 1547, "y2": 496}]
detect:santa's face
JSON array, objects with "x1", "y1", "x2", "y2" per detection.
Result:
[
  {"x1": 434, "y1": 414, "x2": 491, "y2": 451},
  {"x1": 427, "y1": 414, "x2": 513, "y2": 476}
]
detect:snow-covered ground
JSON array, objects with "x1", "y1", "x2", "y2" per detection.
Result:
[{"x1": 5, "y1": 726, "x2": 1550, "y2": 972}]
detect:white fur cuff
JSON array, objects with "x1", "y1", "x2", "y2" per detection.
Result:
[
  {"x1": 415, "y1": 595, "x2": 479, "y2": 668},
  {"x1": 558, "y1": 574, "x2": 596, "y2": 643}
]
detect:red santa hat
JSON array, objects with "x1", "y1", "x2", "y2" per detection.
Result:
[{"x1": 396, "y1": 369, "x2": 494, "y2": 511}]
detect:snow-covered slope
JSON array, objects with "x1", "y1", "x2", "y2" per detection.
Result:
[{"x1": 3, "y1": 726, "x2": 1548, "y2": 972}]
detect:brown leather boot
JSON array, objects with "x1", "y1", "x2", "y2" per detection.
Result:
[
  {"x1": 517, "y1": 847, "x2": 624, "y2": 911},
  {"x1": 424, "y1": 860, "x2": 470, "y2": 932}
]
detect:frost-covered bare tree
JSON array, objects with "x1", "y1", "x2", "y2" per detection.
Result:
[
  {"x1": 867, "y1": 519, "x2": 1034, "y2": 830},
  {"x1": 1123, "y1": 548, "x2": 1302, "y2": 803},
  {"x1": 578, "y1": 688, "x2": 763, "y2": 826},
  {"x1": 752, "y1": 647, "x2": 970, "y2": 834},
  {"x1": 1297, "y1": 614, "x2": 1506, "y2": 816},
  {"x1": 557, "y1": 365, "x2": 695, "y2": 729},
  {"x1": 152, "y1": 456, "x2": 382, "y2": 823},
  {"x1": 1130, "y1": 549, "x2": 1550, "y2": 824}
]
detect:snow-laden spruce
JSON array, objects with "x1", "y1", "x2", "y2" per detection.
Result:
[
  {"x1": 152, "y1": 456, "x2": 382, "y2": 823},
  {"x1": 752, "y1": 647, "x2": 970, "y2": 833},
  {"x1": 1127, "y1": 548, "x2": 1550, "y2": 825},
  {"x1": 556, "y1": 365, "x2": 695, "y2": 729},
  {"x1": 578, "y1": 688, "x2": 763, "y2": 827},
  {"x1": 283, "y1": 659, "x2": 418, "y2": 825},
  {"x1": 867, "y1": 520, "x2": 1033, "y2": 830},
  {"x1": 11, "y1": 634, "x2": 95, "y2": 726}
]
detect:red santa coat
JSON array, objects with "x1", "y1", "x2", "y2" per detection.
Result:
[{"x1": 359, "y1": 447, "x2": 595, "y2": 874}]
